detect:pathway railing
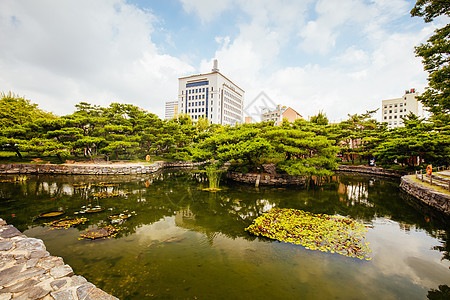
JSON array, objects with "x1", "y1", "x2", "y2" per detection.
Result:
[{"x1": 415, "y1": 165, "x2": 450, "y2": 191}]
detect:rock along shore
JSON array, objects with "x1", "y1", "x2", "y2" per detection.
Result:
[
  {"x1": 0, "y1": 161, "x2": 203, "y2": 175},
  {"x1": 0, "y1": 219, "x2": 118, "y2": 300},
  {"x1": 400, "y1": 175, "x2": 450, "y2": 215}
]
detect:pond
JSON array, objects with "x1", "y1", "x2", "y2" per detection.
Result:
[{"x1": 0, "y1": 170, "x2": 449, "y2": 299}]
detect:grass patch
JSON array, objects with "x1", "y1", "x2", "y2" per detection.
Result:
[{"x1": 409, "y1": 175, "x2": 450, "y2": 196}]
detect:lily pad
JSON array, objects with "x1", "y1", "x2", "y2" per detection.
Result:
[
  {"x1": 79, "y1": 226, "x2": 118, "y2": 240},
  {"x1": 84, "y1": 207, "x2": 104, "y2": 213},
  {"x1": 245, "y1": 208, "x2": 372, "y2": 260},
  {"x1": 45, "y1": 217, "x2": 88, "y2": 229},
  {"x1": 38, "y1": 211, "x2": 65, "y2": 218},
  {"x1": 108, "y1": 213, "x2": 131, "y2": 224}
]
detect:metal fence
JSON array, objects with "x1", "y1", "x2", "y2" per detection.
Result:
[{"x1": 415, "y1": 165, "x2": 450, "y2": 191}]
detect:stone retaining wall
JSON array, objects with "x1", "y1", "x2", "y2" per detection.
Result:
[
  {"x1": 0, "y1": 219, "x2": 117, "y2": 300},
  {"x1": 400, "y1": 175, "x2": 450, "y2": 215},
  {"x1": 0, "y1": 161, "x2": 202, "y2": 175},
  {"x1": 337, "y1": 165, "x2": 408, "y2": 177},
  {"x1": 227, "y1": 171, "x2": 307, "y2": 186}
]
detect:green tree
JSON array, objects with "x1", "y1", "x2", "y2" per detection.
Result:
[
  {"x1": 411, "y1": 0, "x2": 450, "y2": 121},
  {"x1": 310, "y1": 111, "x2": 329, "y2": 125}
]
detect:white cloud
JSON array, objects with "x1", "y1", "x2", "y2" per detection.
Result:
[
  {"x1": 179, "y1": 0, "x2": 233, "y2": 23},
  {"x1": 0, "y1": 0, "x2": 194, "y2": 116}
]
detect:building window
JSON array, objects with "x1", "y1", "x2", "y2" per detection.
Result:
[
  {"x1": 384, "y1": 110, "x2": 387, "y2": 114},
  {"x1": 211, "y1": 94, "x2": 213, "y2": 98},
  {"x1": 400, "y1": 103, "x2": 403, "y2": 107},
  {"x1": 389, "y1": 122, "x2": 392, "y2": 125},
  {"x1": 395, "y1": 104, "x2": 398, "y2": 107},
  {"x1": 384, "y1": 116, "x2": 387, "y2": 120},
  {"x1": 389, "y1": 105, "x2": 392, "y2": 108},
  {"x1": 202, "y1": 88, "x2": 205, "y2": 92},
  {"x1": 394, "y1": 109, "x2": 397, "y2": 113},
  {"x1": 394, "y1": 115, "x2": 397, "y2": 119},
  {"x1": 394, "y1": 122, "x2": 397, "y2": 125},
  {"x1": 384, "y1": 105, "x2": 387, "y2": 108},
  {"x1": 389, "y1": 116, "x2": 392, "y2": 119},
  {"x1": 389, "y1": 110, "x2": 392, "y2": 113},
  {"x1": 400, "y1": 115, "x2": 402, "y2": 118}
]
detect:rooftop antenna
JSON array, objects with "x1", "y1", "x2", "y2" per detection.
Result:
[{"x1": 212, "y1": 59, "x2": 219, "y2": 72}]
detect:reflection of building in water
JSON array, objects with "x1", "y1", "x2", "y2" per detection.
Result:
[
  {"x1": 338, "y1": 181, "x2": 373, "y2": 207},
  {"x1": 175, "y1": 207, "x2": 196, "y2": 228}
]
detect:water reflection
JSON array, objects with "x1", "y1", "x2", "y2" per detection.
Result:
[{"x1": 0, "y1": 171, "x2": 449, "y2": 299}]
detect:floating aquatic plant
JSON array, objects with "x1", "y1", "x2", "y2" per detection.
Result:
[
  {"x1": 38, "y1": 211, "x2": 65, "y2": 218},
  {"x1": 108, "y1": 211, "x2": 134, "y2": 224},
  {"x1": 45, "y1": 217, "x2": 88, "y2": 229},
  {"x1": 245, "y1": 208, "x2": 372, "y2": 260},
  {"x1": 79, "y1": 226, "x2": 118, "y2": 240}
]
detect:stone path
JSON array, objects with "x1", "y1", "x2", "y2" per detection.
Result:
[{"x1": 0, "y1": 219, "x2": 118, "y2": 300}]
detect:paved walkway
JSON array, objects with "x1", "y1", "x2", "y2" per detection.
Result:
[{"x1": 0, "y1": 219, "x2": 118, "y2": 300}]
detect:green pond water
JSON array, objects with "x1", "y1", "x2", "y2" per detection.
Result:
[{"x1": 0, "y1": 170, "x2": 449, "y2": 299}]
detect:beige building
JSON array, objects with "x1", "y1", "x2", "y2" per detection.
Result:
[
  {"x1": 261, "y1": 105, "x2": 302, "y2": 126},
  {"x1": 164, "y1": 100, "x2": 178, "y2": 120},
  {"x1": 177, "y1": 60, "x2": 244, "y2": 125},
  {"x1": 381, "y1": 89, "x2": 424, "y2": 129}
]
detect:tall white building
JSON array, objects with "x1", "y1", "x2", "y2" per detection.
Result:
[
  {"x1": 164, "y1": 100, "x2": 178, "y2": 120},
  {"x1": 177, "y1": 60, "x2": 244, "y2": 125},
  {"x1": 381, "y1": 89, "x2": 424, "y2": 129}
]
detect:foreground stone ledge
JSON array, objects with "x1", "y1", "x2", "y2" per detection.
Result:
[
  {"x1": 400, "y1": 175, "x2": 450, "y2": 215},
  {"x1": 0, "y1": 219, "x2": 118, "y2": 300}
]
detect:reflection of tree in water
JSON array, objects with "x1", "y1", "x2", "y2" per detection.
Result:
[
  {"x1": 427, "y1": 285, "x2": 450, "y2": 299},
  {"x1": 0, "y1": 171, "x2": 449, "y2": 261}
]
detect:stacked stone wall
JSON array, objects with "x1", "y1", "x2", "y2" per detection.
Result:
[
  {"x1": 227, "y1": 171, "x2": 307, "y2": 186},
  {"x1": 0, "y1": 161, "x2": 203, "y2": 175},
  {"x1": 400, "y1": 176, "x2": 450, "y2": 215},
  {"x1": 0, "y1": 219, "x2": 117, "y2": 300},
  {"x1": 337, "y1": 165, "x2": 408, "y2": 177}
]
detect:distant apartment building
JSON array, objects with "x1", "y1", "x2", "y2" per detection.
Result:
[
  {"x1": 381, "y1": 89, "x2": 424, "y2": 129},
  {"x1": 261, "y1": 105, "x2": 302, "y2": 126},
  {"x1": 177, "y1": 60, "x2": 244, "y2": 125},
  {"x1": 164, "y1": 100, "x2": 178, "y2": 120}
]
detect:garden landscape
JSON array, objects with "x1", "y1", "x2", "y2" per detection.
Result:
[{"x1": 0, "y1": 0, "x2": 450, "y2": 299}]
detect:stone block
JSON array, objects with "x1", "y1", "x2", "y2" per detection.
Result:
[
  {"x1": 1, "y1": 278, "x2": 39, "y2": 293},
  {"x1": 50, "y1": 289, "x2": 75, "y2": 300},
  {"x1": 0, "y1": 226, "x2": 23, "y2": 238},
  {"x1": 38, "y1": 256, "x2": 64, "y2": 269},
  {"x1": 0, "y1": 240, "x2": 13, "y2": 251},
  {"x1": 50, "y1": 265, "x2": 73, "y2": 279},
  {"x1": 0, "y1": 292, "x2": 12, "y2": 300},
  {"x1": 70, "y1": 275, "x2": 87, "y2": 287},
  {"x1": 50, "y1": 278, "x2": 68, "y2": 290}
]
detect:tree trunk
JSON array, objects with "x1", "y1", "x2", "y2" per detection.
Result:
[
  {"x1": 56, "y1": 153, "x2": 63, "y2": 163},
  {"x1": 13, "y1": 147, "x2": 22, "y2": 159}
]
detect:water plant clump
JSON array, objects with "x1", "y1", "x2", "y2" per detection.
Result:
[
  {"x1": 45, "y1": 217, "x2": 88, "y2": 229},
  {"x1": 79, "y1": 225, "x2": 118, "y2": 240},
  {"x1": 245, "y1": 208, "x2": 372, "y2": 260},
  {"x1": 203, "y1": 165, "x2": 223, "y2": 192}
]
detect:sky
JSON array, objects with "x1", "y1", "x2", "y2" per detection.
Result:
[{"x1": 0, "y1": 0, "x2": 446, "y2": 122}]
